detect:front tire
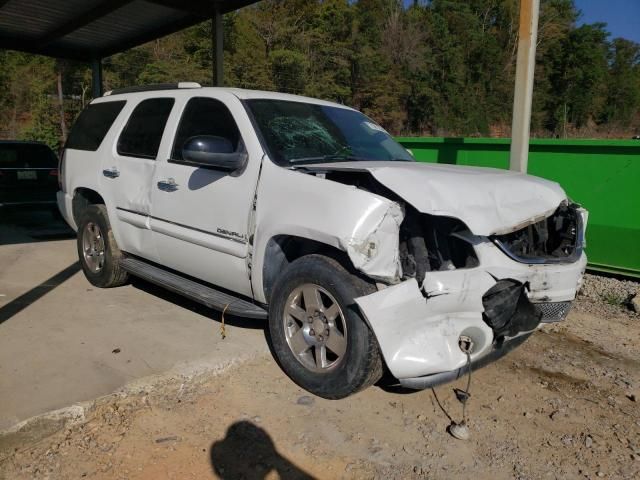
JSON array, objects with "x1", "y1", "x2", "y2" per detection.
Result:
[
  {"x1": 76, "y1": 204, "x2": 129, "y2": 288},
  {"x1": 268, "y1": 254, "x2": 383, "y2": 399}
]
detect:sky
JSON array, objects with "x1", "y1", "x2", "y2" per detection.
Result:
[
  {"x1": 575, "y1": 0, "x2": 640, "y2": 42},
  {"x1": 402, "y1": 0, "x2": 640, "y2": 43}
]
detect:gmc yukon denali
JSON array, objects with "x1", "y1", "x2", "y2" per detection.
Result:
[{"x1": 58, "y1": 83, "x2": 588, "y2": 399}]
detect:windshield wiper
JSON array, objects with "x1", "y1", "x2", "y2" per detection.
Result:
[{"x1": 288, "y1": 155, "x2": 367, "y2": 166}]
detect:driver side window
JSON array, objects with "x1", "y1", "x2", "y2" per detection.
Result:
[{"x1": 171, "y1": 97, "x2": 242, "y2": 161}]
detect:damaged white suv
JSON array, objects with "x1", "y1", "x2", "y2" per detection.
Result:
[{"x1": 58, "y1": 83, "x2": 588, "y2": 399}]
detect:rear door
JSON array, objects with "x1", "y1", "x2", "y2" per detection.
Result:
[
  {"x1": 105, "y1": 97, "x2": 175, "y2": 261},
  {"x1": 0, "y1": 143, "x2": 58, "y2": 206}
]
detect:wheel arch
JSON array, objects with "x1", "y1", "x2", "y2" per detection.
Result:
[
  {"x1": 72, "y1": 187, "x2": 105, "y2": 226},
  {"x1": 261, "y1": 234, "x2": 359, "y2": 304}
]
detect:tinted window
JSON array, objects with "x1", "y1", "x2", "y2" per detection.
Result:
[
  {"x1": 246, "y1": 99, "x2": 413, "y2": 166},
  {"x1": 0, "y1": 143, "x2": 57, "y2": 168},
  {"x1": 172, "y1": 97, "x2": 241, "y2": 161},
  {"x1": 117, "y1": 98, "x2": 174, "y2": 159},
  {"x1": 66, "y1": 101, "x2": 126, "y2": 151}
]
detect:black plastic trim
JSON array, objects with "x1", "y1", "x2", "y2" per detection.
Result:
[
  {"x1": 119, "y1": 256, "x2": 267, "y2": 319},
  {"x1": 166, "y1": 152, "x2": 248, "y2": 172},
  {"x1": 106, "y1": 84, "x2": 201, "y2": 96},
  {"x1": 168, "y1": 96, "x2": 246, "y2": 165}
]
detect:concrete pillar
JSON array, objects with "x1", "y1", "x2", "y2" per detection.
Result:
[
  {"x1": 91, "y1": 57, "x2": 103, "y2": 98},
  {"x1": 509, "y1": 0, "x2": 540, "y2": 173},
  {"x1": 212, "y1": 7, "x2": 223, "y2": 87}
]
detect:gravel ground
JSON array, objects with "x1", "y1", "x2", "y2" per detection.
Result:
[
  {"x1": 1, "y1": 272, "x2": 638, "y2": 480},
  {"x1": 575, "y1": 273, "x2": 640, "y2": 319}
]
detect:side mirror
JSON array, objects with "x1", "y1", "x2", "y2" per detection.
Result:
[{"x1": 181, "y1": 135, "x2": 247, "y2": 171}]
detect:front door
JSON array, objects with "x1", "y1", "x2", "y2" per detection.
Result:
[{"x1": 150, "y1": 93, "x2": 262, "y2": 297}]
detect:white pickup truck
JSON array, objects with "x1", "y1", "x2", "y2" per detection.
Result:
[{"x1": 58, "y1": 83, "x2": 587, "y2": 399}]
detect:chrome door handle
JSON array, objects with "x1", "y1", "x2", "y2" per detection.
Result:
[
  {"x1": 157, "y1": 178, "x2": 179, "y2": 192},
  {"x1": 102, "y1": 167, "x2": 120, "y2": 178}
]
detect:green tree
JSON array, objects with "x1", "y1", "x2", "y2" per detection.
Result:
[
  {"x1": 547, "y1": 23, "x2": 610, "y2": 134},
  {"x1": 1, "y1": 0, "x2": 640, "y2": 140},
  {"x1": 603, "y1": 38, "x2": 640, "y2": 128}
]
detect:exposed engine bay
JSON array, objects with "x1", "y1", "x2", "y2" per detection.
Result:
[
  {"x1": 301, "y1": 166, "x2": 581, "y2": 283},
  {"x1": 301, "y1": 168, "x2": 480, "y2": 283},
  {"x1": 492, "y1": 203, "x2": 582, "y2": 263}
]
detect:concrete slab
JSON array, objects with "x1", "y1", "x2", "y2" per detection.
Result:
[{"x1": 0, "y1": 208, "x2": 268, "y2": 431}]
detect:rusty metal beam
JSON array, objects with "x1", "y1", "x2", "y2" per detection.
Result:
[
  {"x1": 212, "y1": 6, "x2": 223, "y2": 86},
  {"x1": 509, "y1": 0, "x2": 540, "y2": 173}
]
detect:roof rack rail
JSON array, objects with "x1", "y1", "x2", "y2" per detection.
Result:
[{"x1": 104, "y1": 82, "x2": 201, "y2": 96}]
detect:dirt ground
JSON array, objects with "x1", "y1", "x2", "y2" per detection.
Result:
[{"x1": 1, "y1": 296, "x2": 639, "y2": 479}]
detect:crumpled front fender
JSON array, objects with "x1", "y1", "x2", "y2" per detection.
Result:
[
  {"x1": 252, "y1": 163, "x2": 406, "y2": 303},
  {"x1": 339, "y1": 201, "x2": 404, "y2": 282}
]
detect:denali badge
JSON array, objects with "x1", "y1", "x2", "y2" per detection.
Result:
[{"x1": 217, "y1": 227, "x2": 247, "y2": 242}]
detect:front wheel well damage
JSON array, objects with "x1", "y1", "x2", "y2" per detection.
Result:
[
  {"x1": 262, "y1": 235, "x2": 362, "y2": 303},
  {"x1": 301, "y1": 167, "x2": 480, "y2": 284},
  {"x1": 399, "y1": 206, "x2": 480, "y2": 285}
]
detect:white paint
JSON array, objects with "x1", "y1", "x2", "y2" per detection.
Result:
[
  {"x1": 342, "y1": 201, "x2": 404, "y2": 281},
  {"x1": 303, "y1": 161, "x2": 568, "y2": 235},
  {"x1": 58, "y1": 86, "x2": 588, "y2": 384},
  {"x1": 250, "y1": 159, "x2": 405, "y2": 301},
  {"x1": 356, "y1": 238, "x2": 587, "y2": 379},
  {"x1": 147, "y1": 90, "x2": 262, "y2": 296}
]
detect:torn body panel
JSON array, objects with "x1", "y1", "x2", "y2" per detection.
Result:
[
  {"x1": 302, "y1": 161, "x2": 568, "y2": 236},
  {"x1": 340, "y1": 201, "x2": 404, "y2": 281},
  {"x1": 254, "y1": 159, "x2": 586, "y2": 382},
  {"x1": 251, "y1": 161, "x2": 404, "y2": 303},
  {"x1": 356, "y1": 236, "x2": 587, "y2": 380}
]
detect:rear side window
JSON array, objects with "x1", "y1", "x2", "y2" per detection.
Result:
[
  {"x1": 0, "y1": 143, "x2": 57, "y2": 168},
  {"x1": 117, "y1": 98, "x2": 174, "y2": 159},
  {"x1": 66, "y1": 101, "x2": 126, "y2": 151},
  {"x1": 171, "y1": 97, "x2": 241, "y2": 161}
]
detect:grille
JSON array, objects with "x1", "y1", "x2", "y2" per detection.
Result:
[{"x1": 536, "y1": 301, "x2": 572, "y2": 323}]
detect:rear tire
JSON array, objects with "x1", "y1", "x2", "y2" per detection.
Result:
[
  {"x1": 268, "y1": 254, "x2": 383, "y2": 399},
  {"x1": 76, "y1": 204, "x2": 129, "y2": 288}
]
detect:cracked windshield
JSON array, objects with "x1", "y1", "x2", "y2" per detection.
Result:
[{"x1": 247, "y1": 99, "x2": 414, "y2": 166}]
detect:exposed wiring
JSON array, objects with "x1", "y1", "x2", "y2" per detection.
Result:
[{"x1": 220, "y1": 303, "x2": 230, "y2": 339}]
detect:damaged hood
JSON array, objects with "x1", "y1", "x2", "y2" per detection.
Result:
[{"x1": 305, "y1": 161, "x2": 568, "y2": 236}]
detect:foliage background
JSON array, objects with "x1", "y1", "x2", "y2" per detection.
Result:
[{"x1": 1, "y1": 0, "x2": 639, "y2": 150}]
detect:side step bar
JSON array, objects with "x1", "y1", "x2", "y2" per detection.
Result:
[{"x1": 120, "y1": 257, "x2": 268, "y2": 319}]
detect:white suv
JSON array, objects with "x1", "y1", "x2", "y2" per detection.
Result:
[{"x1": 58, "y1": 83, "x2": 587, "y2": 399}]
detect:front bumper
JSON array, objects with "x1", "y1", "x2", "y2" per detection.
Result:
[
  {"x1": 355, "y1": 237, "x2": 587, "y2": 382},
  {"x1": 399, "y1": 333, "x2": 531, "y2": 390}
]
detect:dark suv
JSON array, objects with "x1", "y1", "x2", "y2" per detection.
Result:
[{"x1": 0, "y1": 141, "x2": 59, "y2": 209}]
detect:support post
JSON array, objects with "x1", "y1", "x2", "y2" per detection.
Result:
[
  {"x1": 91, "y1": 57, "x2": 103, "y2": 98},
  {"x1": 212, "y1": 6, "x2": 223, "y2": 87},
  {"x1": 509, "y1": 0, "x2": 540, "y2": 173}
]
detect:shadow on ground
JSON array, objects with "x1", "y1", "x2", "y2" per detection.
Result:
[
  {"x1": 130, "y1": 277, "x2": 267, "y2": 331},
  {"x1": 0, "y1": 262, "x2": 81, "y2": 326},
  {"x1": 210, "y1": 421, "x2": 315, "y2": 480}
]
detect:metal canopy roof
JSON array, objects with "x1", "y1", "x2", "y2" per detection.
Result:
[{"x1": 0, "y1": 0, "x2": 259, "y2": 61}]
